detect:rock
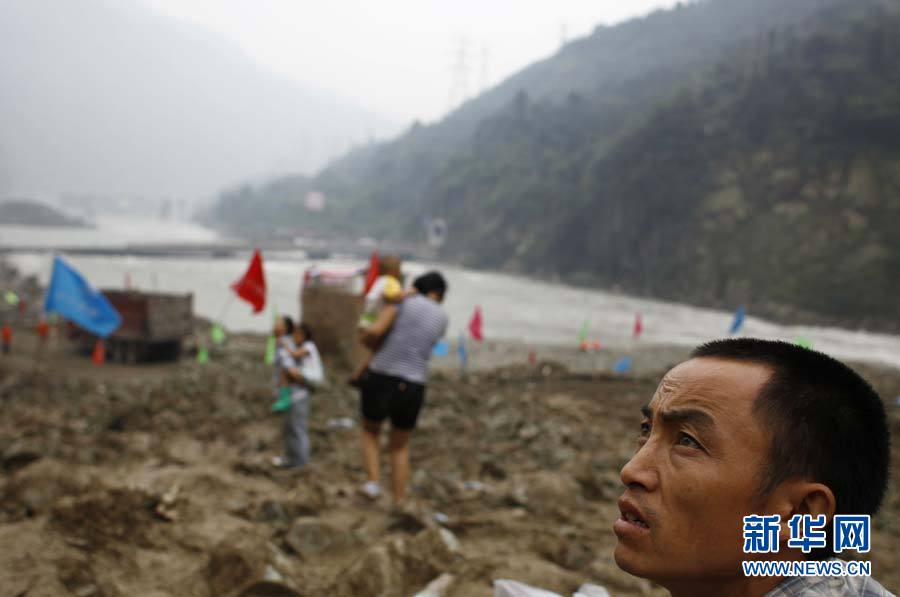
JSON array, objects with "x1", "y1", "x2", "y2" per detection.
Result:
[
  {"x1": 4, "y1": 460, "x2": 96, "y2": 519},
  {"x1": 574, "y1": 585, "x2": 611, "y2": 597},
  {"x1": 50, "y1": 488, "x2": 157, "y2": 550},
  {"x1": 73, "y1": 585, "x2": 99, "y2": 597},
  {"x1": 238, "y1": 581, "x2": 302, "y2": 597},
  {"x1": 537, "y1": 536, "x2": 594, "y2": 571},
  {"x1": 575, "y1": 466, "x2": 621, "y2": 503},
  {"x1": 494, "y1": 579, "x2": 561, "y2": 597},
  {"x1": 414, "y1": 573, "x2": 456, "y2": 597},
  {"x1": 479, "y1": 460, "x2": 508, "y2": 480},
  {"x1": 1, "y1": 440, "x2": 43, "y2": 472},
  {"x1": 284, "y1": 517, "x2": 344, "y2": 558},
  {"x1": 338, "y1": 527, "x2": 462, "y2": 597},
  {"x1": 340, "y1": 541, "x2": 397, "y2": 596},
  {"x1": 258, "y1": 500, "x2": 289, "y2": 523},
  {"x1": 518, "y1": 424, "x2": 541, "y2": 441},
  {"x1": 511, "y1": 472, "x2": 582, "y2": 518},
  {"x1": 207, "y1": 531, "x2": 297, "y2": 597},
  {"x1": 489, "y1": 556, "x2": 585, "y2": 596}
]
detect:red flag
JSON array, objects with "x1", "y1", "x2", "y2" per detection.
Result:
[
  {"x1": 232, "y1": 249, "x2": 266, "y2": 313},
  {"x1": 92, "y1": 339, "x2": 105, "y2": 366},
  {"x1": 36, "y1": 318, "x2": 50, "y2": 341},
  {"x1": 362, "y1": 251, "x2": 379, "y2": 296},
  {"x1": 468, "y1": 306, "x2": 483, "y2": 341},
  {"x1": 633, "y1": 312, "x2": 643, "y2": 338}
]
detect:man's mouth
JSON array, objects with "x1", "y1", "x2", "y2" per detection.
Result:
[
  {"x1": 622, "y1": 510, "x2": 649, "y2": 529},
  {"x1": 615, "y1": 496, "x2": 652, "y2": 537}
]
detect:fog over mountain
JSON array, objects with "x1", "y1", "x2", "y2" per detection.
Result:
[{"x1": 0, "y1": 0, "x2": 394, "y2": 201}]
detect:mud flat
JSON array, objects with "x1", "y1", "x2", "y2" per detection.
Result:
[{"x1": 1, "y1": 259, "x2": 898, "y2": 596}]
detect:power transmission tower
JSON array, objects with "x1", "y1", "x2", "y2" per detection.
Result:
[{"x1": 448, "y1": 37, "x2": 471, "y2": 111}]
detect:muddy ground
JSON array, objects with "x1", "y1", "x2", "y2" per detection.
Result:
[{"x1": 0, "y1": 326, "x2": 898, "y2": 597}]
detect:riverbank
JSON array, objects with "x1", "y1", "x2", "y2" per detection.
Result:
[
  {"x1": 1, "y1": 323, "x2": 899, "y2": 596},
  {"x1": 1, "y1": 257, "x2": 899, "y2": 596}
]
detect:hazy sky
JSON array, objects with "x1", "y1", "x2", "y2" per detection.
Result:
[{"x1": 142, "y1": 0, "x2": 680, "y2": 124}]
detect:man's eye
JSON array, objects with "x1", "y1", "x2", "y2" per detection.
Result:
[
  {"x1": 677, "y1": 433, "x2": 701, "y2": 449},
  {"x1": 639, "y1": 421, "x2": 651, "y2": 437}
]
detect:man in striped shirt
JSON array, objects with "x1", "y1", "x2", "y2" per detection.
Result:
[{"x1": 357, "y1": 271, "x2": 448, "y2": 505}]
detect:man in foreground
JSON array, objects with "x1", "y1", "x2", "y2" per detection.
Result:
[
  {"x1": 615, "y1": 338, "x2": 893, "y2": 596},
  {"x1": 357, "y1": 271, "x2": 448, "y2": 505}
]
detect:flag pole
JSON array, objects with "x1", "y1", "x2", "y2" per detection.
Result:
[{"x1": 215, "y1": 293, "x2": 236, "y2": 323}]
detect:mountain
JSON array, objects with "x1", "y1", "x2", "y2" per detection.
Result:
[
  {"x1": 208, "y1": 0, "x2": 900, "y2": 330},
  {"x1": 0, "y1": 200, "x2": 88, "y2": 228},
  {"x1": 0, "y1": 0, "x2": 393, "y2": 200},
  {"x1": 539, "y1": 0, "x2": 900, "y2": 328}
]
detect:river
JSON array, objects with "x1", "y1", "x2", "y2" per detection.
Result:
[{"x1": 2, "y1": 218, "x2": 899, "y2": 369}]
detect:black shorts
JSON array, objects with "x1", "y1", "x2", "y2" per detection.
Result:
[{"x1": 359, "y1": 370, "x2": 426, "y2": 431}]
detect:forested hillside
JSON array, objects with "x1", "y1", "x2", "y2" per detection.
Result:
[{"x1": 209, "y1": 0, "x2": 900, "y2": 329}]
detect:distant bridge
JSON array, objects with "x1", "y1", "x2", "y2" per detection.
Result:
[{"x1": 0, "y1": 238, "x2": 439, "y2": 263}]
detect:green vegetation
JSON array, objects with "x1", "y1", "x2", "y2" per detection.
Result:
[{"x1": 208, "y1": 0, "x2": 900, "y2": 329}]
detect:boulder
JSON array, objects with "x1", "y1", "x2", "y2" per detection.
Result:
[
  {"x1": 337, "y1": 527, "x2": 461, "y2": 596},
  {"x1": 284, "y1": 517, "x2": 345, "y2": 558},
  {"x1": 207, "y1": 531, "x2": 299, "y2": 597}
]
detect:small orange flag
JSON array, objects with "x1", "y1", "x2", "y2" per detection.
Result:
[{"x1": 92, "y1": 340, "x2": 105, "y2": 366}]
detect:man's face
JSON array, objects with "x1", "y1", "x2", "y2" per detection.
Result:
[{"x1": 614, "y1": 357, "x2": 773, "y2": 583}]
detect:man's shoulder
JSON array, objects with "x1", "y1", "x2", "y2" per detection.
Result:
[
  {"x1": 767, "y1": 570, "x2": 895, "y2": 597},
  {"x1": 405, "y1": 294, "x2": 445, "y2": 316}
]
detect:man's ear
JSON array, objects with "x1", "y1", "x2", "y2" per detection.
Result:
[{"x1": 768, "y1": 481, "x2": 836, "y2": 542}]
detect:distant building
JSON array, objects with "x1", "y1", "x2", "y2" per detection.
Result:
[
  {"x1": 305, "y1": 191, "x2": 326, "y2": 212},
  {"x1": 425, "y1": 218, "x2": 448, "y2": 248}
]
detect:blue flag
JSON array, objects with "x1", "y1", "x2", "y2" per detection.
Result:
[
  {"x1": 432, "y1": 339, "x2": 450, "y2": 357},
  {"x1": 457, "y1": 333, "x2": 468, "y2": 371},
  {"x1": 614, "y1": 356, "x2": 632, "y2": 374},
  {"x1": 44, "y1": 256, "x2": 121, "y2": 338},
  {"x1": 729, "y1": 306, "x2": 746, "y2": 335}
]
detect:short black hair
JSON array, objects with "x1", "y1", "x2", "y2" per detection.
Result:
[
  {"x1": 413, "y1": 271, "x2": 447, "y2": 299},
  {"x1": 296, "y1": 322, "x2": 313, "y2": 341},
  {"x1": 692, "y1": 339, "x2": 890, "y2": 531},
  {"x1": 281, "y1": 315, "x2": 295, "y2": 335}
]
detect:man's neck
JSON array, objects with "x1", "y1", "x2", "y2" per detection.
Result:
[{"x1": 666, "y1": 574, "x2": 783, "y2": 597}]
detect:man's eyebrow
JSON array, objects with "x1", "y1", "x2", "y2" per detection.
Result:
[
  {"x1": 640, "y1": 404, "x2": 716, "y2": 430},
  {"x1": 658, "y1": 408, "x2": 716, "y2": 431}
]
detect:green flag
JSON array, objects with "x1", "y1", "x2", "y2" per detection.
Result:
[
  {"x1": 4, "y1": 291, "x2": 19, "y2": 306},
  {"x1": 264, "y1": 335, "x2": 276, "y2": 365},
  {"x1": 796, "y1": 337, "x2": 813, "y2": 350},
  {"x1": 197, "y1": 345, "x2": 209, "y2": 364},
  {"x1": 577, "y1": 320, "x2": 589, "y2": 343},
  {"x1": 211, "y1": 323, "x2": 226, "y2": 345}
]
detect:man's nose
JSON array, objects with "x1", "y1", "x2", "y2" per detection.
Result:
[{"x1": 620, "y1": 441, "x2": 660, "y2": 491}]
